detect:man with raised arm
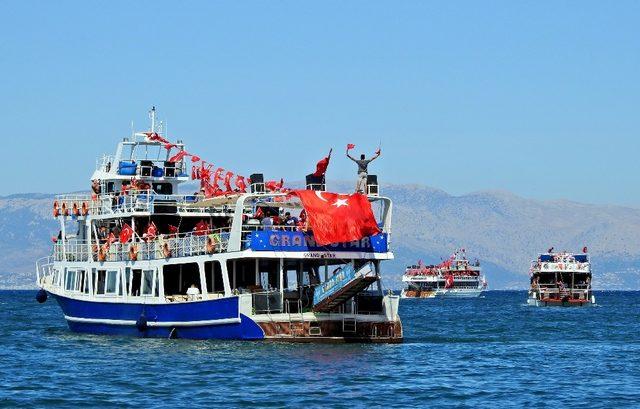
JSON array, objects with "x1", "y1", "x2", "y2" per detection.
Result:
[{"x1": 346, "y1": 144, "x2": 381, "y2": 193}]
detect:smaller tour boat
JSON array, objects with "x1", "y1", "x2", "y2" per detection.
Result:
[
  {"x1": 401, "y1": 250, "x2": 487, "y2": 298},
  {"x1": 527, "y1": 248, "x2": 595, "y2": 307}
]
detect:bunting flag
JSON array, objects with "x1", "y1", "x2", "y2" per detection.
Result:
[
  {"x1": 212, "y1": 167, "x2": 224, "y2": 188},
  {"x1": 313, "y1": 149, "x2": 332, "y2": 177},
  {"x1": 235, "y1": 175, "x2": 247, "y2": 193},
  {"x1": 119, "y1": 223, "x2": 134, "y2": 243},
  {"x1": 144, "y1": 132, "x2": 170, "y2": 145},
  {"x1": 291, "y1": 190, "x2": 380, "y2": 245},
  {"x1": 169, "y1": 150, "x2": 189, "y2": 163},
  {"x1": 224, "y1": 171, "x2": 234, "y2": 192}
]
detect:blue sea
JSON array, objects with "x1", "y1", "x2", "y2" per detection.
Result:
[{"x1": 1, "y1": 291, "x2": 639, "y2": 408}]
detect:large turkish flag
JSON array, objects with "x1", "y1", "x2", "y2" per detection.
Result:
[{"x1": 292, "y1": 190, "x2": 381, "y2": 245}]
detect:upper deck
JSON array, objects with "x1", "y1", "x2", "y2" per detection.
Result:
[
  {"x1": 47, "y1": 108, "x2": 394, "y2": 265},
  {"x1": 530, "y1": 252, "x2": 591, "y2": 274}
]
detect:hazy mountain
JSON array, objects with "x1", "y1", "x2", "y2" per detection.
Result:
[{"x1": 2, "y1": 186, "x2": 639, "y2": 290}]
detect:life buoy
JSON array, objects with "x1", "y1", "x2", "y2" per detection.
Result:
[
  {"x1": 72, "y1": 202, "x2": 80, "y2": 216},
  {"x1": 162, "y1": 242, "x2": 171, "y2": 258},
  {"x1": 61, "y1": 202, "x2": 69, "y2": 216},
  {"x1": 98, "y1": 246, "x2": 107, "y2": 262},
  {"x1": 129, "y1": 244, "x2": 138, "y2": 261},
  {"x1": 81, "y1": 202, "x2": 89, "y2": 216},
  {"x1": 206, "y1": 236, "x2": 216, "y2": 254},
  {"x1": 53, "y1": 201, "x2": 60, "y2": 218}
]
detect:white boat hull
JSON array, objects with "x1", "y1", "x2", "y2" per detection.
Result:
[{"x1": 401, "y1": 288, "x2": 484, "y2": 299}]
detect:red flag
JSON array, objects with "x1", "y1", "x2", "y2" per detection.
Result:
[
  {"x1": 169, "y1": 150, "x2": 189, "y2": 162},
  {"x1": 224, "y1": 171, "x2": 234, "y2": 192},
  {"x1": 265, "y1": 180, "x2": 282, "y2": 192},
  {"x1": 164, "y1": 142, "x2": 177, "y2": 151},
  {"x1": 235, "y1": 175, "x2": 247, "y2": 192},
  {"x1": 144, "y1": 222, "x2": 157, "y2": 241},
  {"x1": 347, "y1": 143, "x2": 355, "y2": 150},
  {"x1": 168, "y1": 225, "x2": 179, "y2": 235},
  {"x1": 191, "y1": 155, "x2": 201, "y2": 163},
  {"x1": 144, "y1": 132, "x2": 170, "y2": 145},
  {"x1": 291, "y1": 190, "x2": 380, "y2": 245},
  {"x1": 119, "y1": 223, "x2": 134, "y2": 243},
  {"x1": 313, "y1": 149, "x2": 332, "y2": 177},
  {"x1": 445, "y1": 274, "x2": 454, "y2": 289},
  {"x1": 213, "y1": 167, "x2": 224, "y2": 188}
]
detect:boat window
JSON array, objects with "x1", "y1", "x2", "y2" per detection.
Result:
[
  {"x1": 95, "y1": 270, "x2": 106, "y2": 295},
  {"x1": 258, "y1": 259, "x2": 279, "y2": 291},
  {"x1": 105, "y1": 270, "x2": 118, "y2": 294},
  {"x1": 141, "y1": 269, "x2": 155, "y2": 296},
  {"x1": 124, "y1": 268, "x2": 131, "y2": 295},
  {"x1": 153, "y1": 183, "x2": 172, "y2": 194},
  {"x1": 82, "y1": 270, "x2": 91, "y2": 294},
  {"x1": 163, "y1": 263, "x2": 199, "y2": 296},
  {"x1": 131, "y1": 269, "x2": 142, "y2": 296},
  {"x1": 226, "y1": 259, "x2": 260, "y2": 292},
  {"x1": 283, "y1": 261, "x2": 299, "y2": 290},
  {"x1": 76, "y1": 270, "x2": 86, "y2": 293},
  {"x1": 65, "y1": 270, "x2": 76, "y2": 291},
  {"x1": 205, "y1": 261, "x2": 224, "y2": 293}
]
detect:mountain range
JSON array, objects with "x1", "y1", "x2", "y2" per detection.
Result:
[{"x1": 2, "y1": 185, "x2": 639, "y2": 290}]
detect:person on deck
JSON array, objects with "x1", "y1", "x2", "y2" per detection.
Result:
[
  {"x1": 346, "y1": 149, "x2": 381, "y2": 193},
  {"x1": 284, "y1": 212, "x2": 298, "y2": 229},
  {"x1": 97, "y1": 226, "x2": 108, "y2": 244},
  {"x1": 261, "y1": 214, "x2": 273, "y2": 230},
  {"x1": 186, "y1": 284, "x2": 200, "y2": 300}
]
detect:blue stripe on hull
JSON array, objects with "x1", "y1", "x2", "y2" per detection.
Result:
[
  {"x1": 52, "y1": 294, "x2": 264, "y2": 340},
  {"x1": 65, "y1": 314, "x2": 263, "y2": 340}
]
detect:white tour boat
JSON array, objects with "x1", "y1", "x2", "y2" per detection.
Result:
[
  {"x1": 35, "y1": 108, "x2": 402, "y2": 342},
  {"x1": 401, "y1": 250, "x2": 487, "y2": 298},
  {"x1": 527, "y1": 249, "x2": 595, "y2": 307}
]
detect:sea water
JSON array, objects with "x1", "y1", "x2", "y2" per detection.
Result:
[{"x1": 0, "y1": 291, "x2": 638, "y2": 408}]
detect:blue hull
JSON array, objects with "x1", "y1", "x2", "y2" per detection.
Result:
[{"x1": 52, "y1": 293, "x2": 265, "y2": 340}]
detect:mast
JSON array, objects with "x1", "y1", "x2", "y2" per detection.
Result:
[{"x1": 149, "y1": 106, "x2": 156, "y2": 132}]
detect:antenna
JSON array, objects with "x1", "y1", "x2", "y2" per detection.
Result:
[
  {"x1": 149, "y1": 106, "x2": 156, "y2": 132},
  {"x1": 130, "y1": 120, "x2": 134, "y2": 138}
]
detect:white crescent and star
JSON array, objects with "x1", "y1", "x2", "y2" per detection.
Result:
[{"x1": 315, "y1": 191, "x2": 349, "y2": 207}]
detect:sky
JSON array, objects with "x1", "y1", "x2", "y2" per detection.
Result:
[{"x1": 1, "y1": 1, "x2": 638, "y2": 206}]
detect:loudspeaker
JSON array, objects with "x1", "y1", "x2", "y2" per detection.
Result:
[
  {"x1": 164, "y1": 161, "x2": 176, "y2": 177},
  {"x1": 367, "y1": 174, "x2": 379, "y2": 195},
  {"x1": 140, "y1": 160, "x2": 153, "y2": 177},
  {"x1": 305, "y1": 174, "x2": 325, "y2": 191},
  {"x1": 250, "y1": 173, "x2": 265, "y2": 193}
]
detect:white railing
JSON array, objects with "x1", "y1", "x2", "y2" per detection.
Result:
[
  {"x1": 54, "y1": 191, "x2": 234, "y2": 217},
  {"x1": 52, "y1": 228, "x2": 231, "y2": 262},
  {"x1": 36, "y1": 255, "x2": 55, "y2": 286}
]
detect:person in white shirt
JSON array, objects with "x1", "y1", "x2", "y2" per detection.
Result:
[{"x1": 186, "y1": 283, "x2": 200, "y2": 300}]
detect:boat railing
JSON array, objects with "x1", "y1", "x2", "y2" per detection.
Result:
[
  {"x1": 96, "y1": 154, "x2": 115, "y2": 172},
  {"x1": 252, "y1": 290, "x2": 283, "y2": 314},
  {"x1": 536, "y1": 285, "x2": 591, "y2": 299},
  {"x1": 54, "y1": 191, "x2": 235, "y2": 217},
  {"x1": 52, "y1": 228, "x2": 231, "y2": 262},
  {"x1": 35, "y1": 255, "x2": 55, "y2": 286}
]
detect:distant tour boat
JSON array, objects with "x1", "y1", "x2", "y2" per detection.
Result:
[
  {"x1": 527, "y1": 248, "x2": 595, "y2": 307},
  {"x1": 35, "y1": 108, "x2": 402, "y2": 342},
  {"x1": 401, "y1": 249, "x2": 487, "y2": 298}
]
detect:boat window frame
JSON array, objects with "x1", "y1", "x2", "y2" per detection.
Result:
[{"x1": 140, "y1": 268, "x2": 157, "y2": 297}]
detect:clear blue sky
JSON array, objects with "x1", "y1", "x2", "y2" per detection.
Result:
[{"x1": 1, "y1": 1, "x2": 638, "y2": 205}]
